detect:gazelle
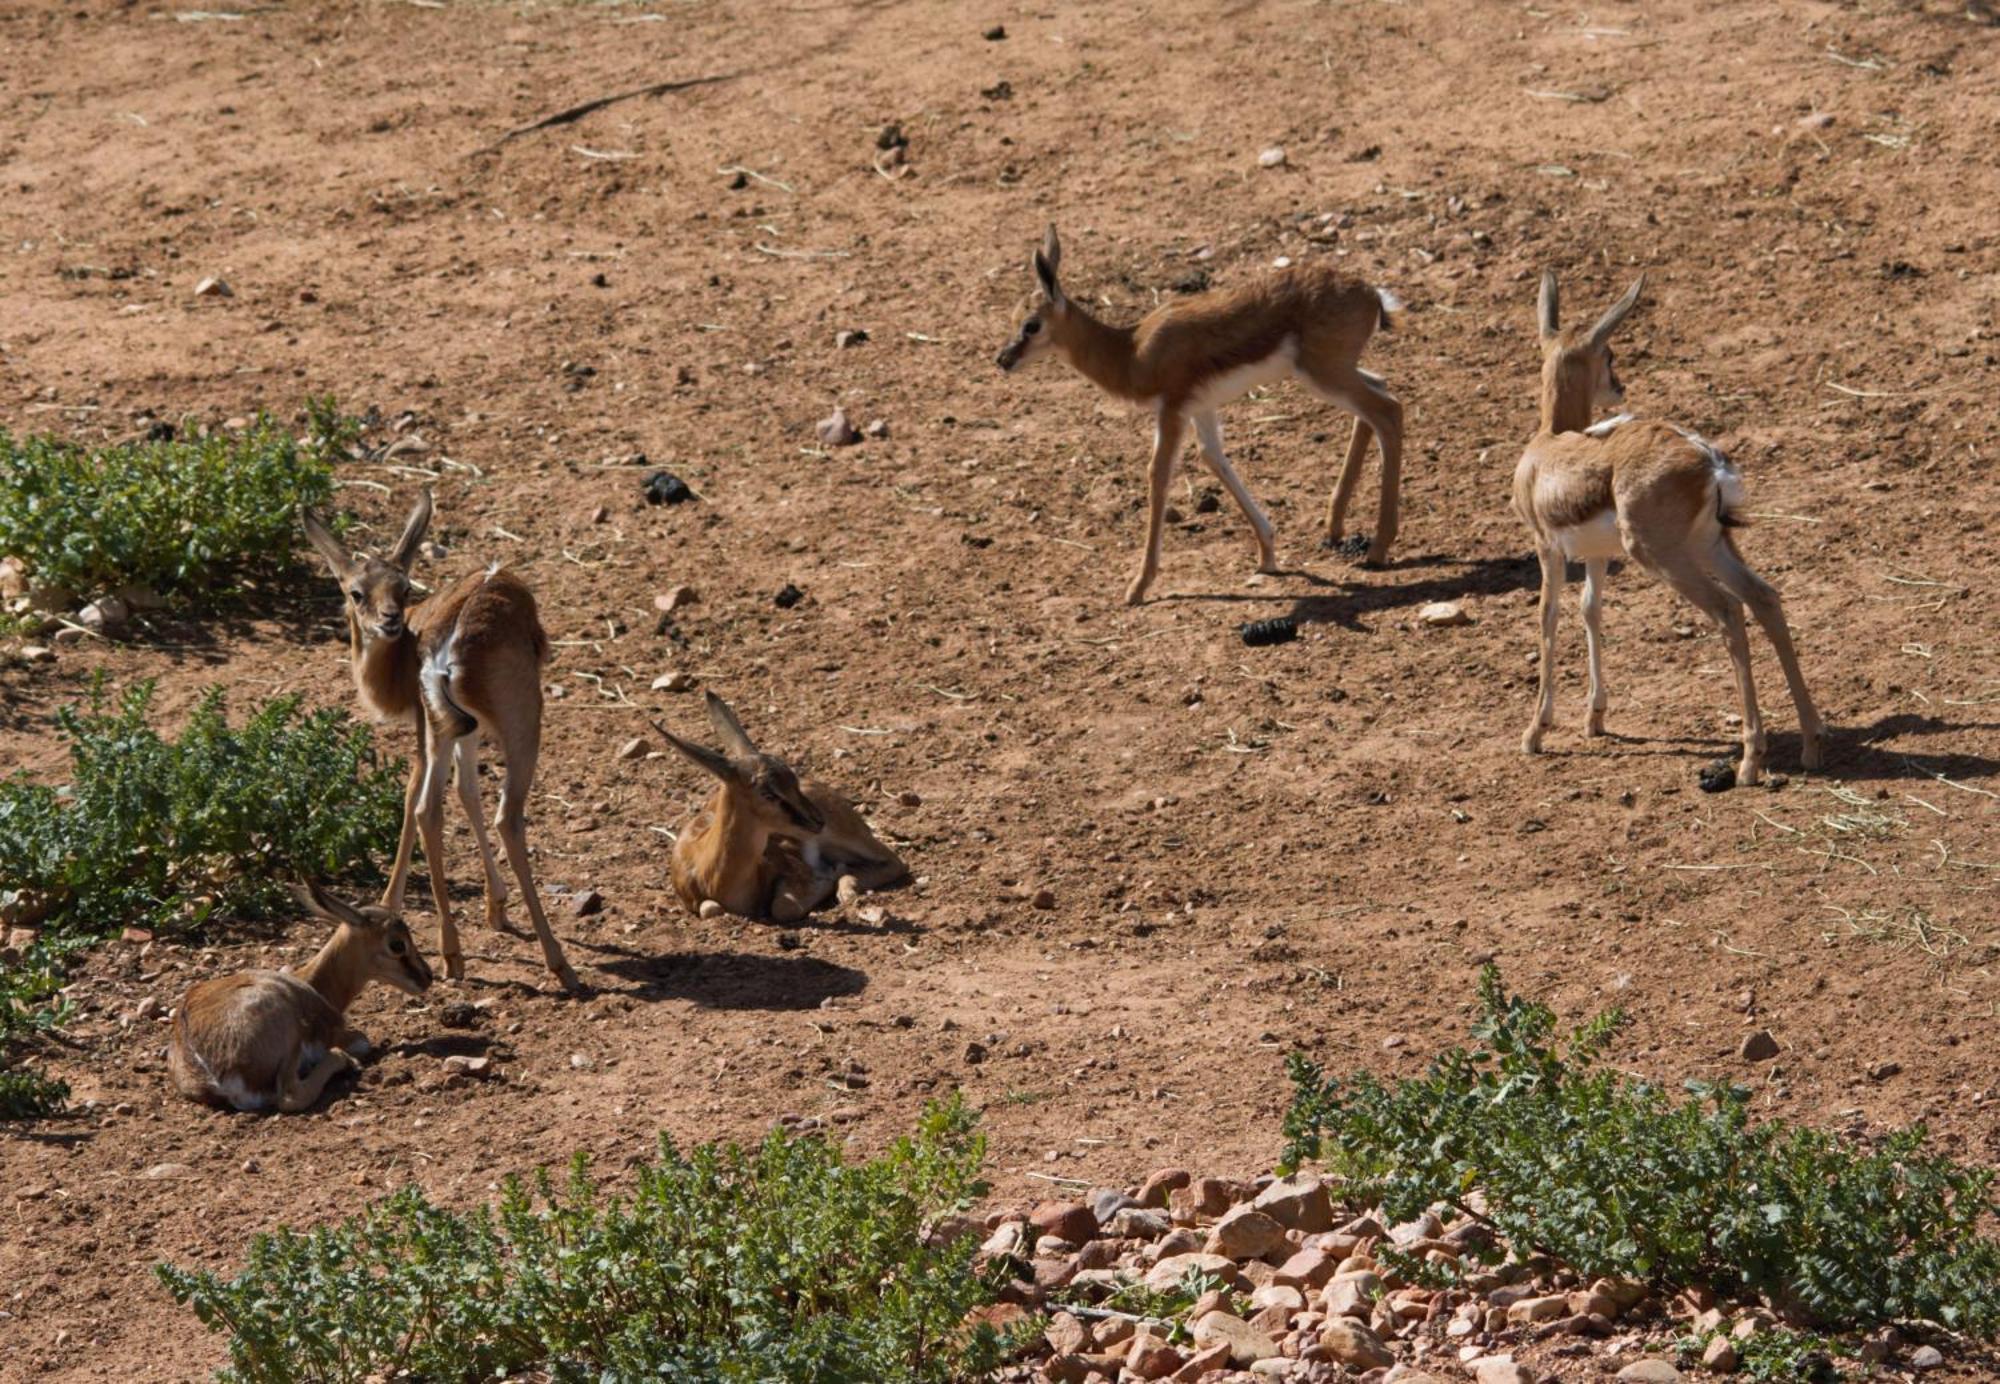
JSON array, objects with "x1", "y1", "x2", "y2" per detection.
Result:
[
  {"x1": 996, "y1": 225, "x2": 1405, "y2": 604},
  {"x1": 302, "y1": 491, "x2": 582, "y2": 994},
  {"x1": 653, "y1": 691, "x2": 907, "y2": 922},
  {"x1": 1514, "y1": 271, "x2": 1824, "y2": 785},
  {"x1": 168, "y1": 880, "x2": 432, "y2": 1112}
]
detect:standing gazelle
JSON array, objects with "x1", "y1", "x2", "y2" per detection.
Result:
[
  {"x1": 1514, "y1": 271, "x2": 1823, "y2": 785},
  {"x1": 302, "y1": 492, "x2": 583, "y2": 994},
  {"x1": 996, "y1": 225, "x2": 1405, "y2": 604}
]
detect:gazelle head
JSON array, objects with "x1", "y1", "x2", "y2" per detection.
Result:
[
  {"x1": 300, "y1": 490, "x2": 434, "y2": 644},
  {"x1": 1537, "y1": 270, "x2": 1645, "y2": 422},
  {"x1": 996, "y1": 224, "x2": 1070, "y2": 372},
  {"x1": 294, "y1": 879, "x2": 434, "y2": 997},
  {"x1": 653, "y1": 692, "x2": 828, "y2": 838}
]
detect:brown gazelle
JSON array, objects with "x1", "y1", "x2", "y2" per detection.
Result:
[
  {"x1": 1514, "y1": 271, "x2": 1823, "y2": 785},
  {"x1": 168, "y1": 881, "x2": 432, "y2": 1112},
  {"x1": 996, "y1": 225, "x2": 1405, "y2": 603},
  {"x1": 302, "y1": 492, "x2": 582, "y2": 993},
  {"x1": 654, "y1": 691, "x2": 907, "y2": 922}
]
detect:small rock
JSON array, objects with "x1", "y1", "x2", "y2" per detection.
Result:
[
  {"x1": 240, "y1": 1158, "x2": 260, "y2": 1173},
  {"x1": 1867, "y1": 1059, "x2": 1902, "y2": 1081},
  {"x1": 816, "y1": 407, "x2": 862, "y2": 446},
  {"x1": 1475, "y1": 1360, "x2": 1536, "y2": 1384},
  {"x1": 1030, "y1": 887, "x2": 1057, "y2": 910},
  {"x1": 616, "y1": 737, "x2": 649, "y2": 762},
  {"x1": 1127, "y1": 1330, "x2": 1184, "y2": 1381},
  {"x1": 143, "y1": 1163, "x2": 192, "y2": 1179},
  {"x1": 1207, "y1": 1205, "x2": 1287, "y2": 1260},
  {"x1": 1739, "y1": 1030, "x2": 1780, "y2": 1062},
  {"x1": 1192, "y1": 1310, "x2": 1279, "y2": 1365},
  {"x1": 835, "y1": 329, "x2": 869, "y2": 349},
  {"x1": 1799, "y1": 112, "x2": 1835, "y2": 130},
  {"x1": 1030, "y1": 1200, "x2": 1099, "y2": 1247},
  {"x1": 642, "y1": 470, "x2": 694, "y2": 505},
  {"x1": 697, "y1": 899, "x2": 725, "y2": 919},
  {"x1": 1259, "y1": 146, "x2": 1288, "y2": 168},
  {"x1": 1418, "y1": 600, "x2": 1472, "y2": 627},
  {"x1": 1138, "y1": 1168, "x2": 1191, "y2": 1207},
  {"x1": 134, "y1": 995, "x2": 161, "y2": 1020},
  {"x1": 836, "y1": 875, "x2": 864, "y2": 908},
  {"x1": 78, "y1": 595, "x2": 130, "y2": 635},
  {"x1": 864, "y1": 418, "x2": 890, "y2": 439},
  {"x1": 193, "y1": 276, "x2": 232, "y2": 298},
  {"x1": 569, "y1": 889, "x2": 604, "y2": 917},
  {"x1": 1045, "y1": 1311, "x2": 1092, "y2": 1355},
  {"x1": 17, "y1": 645, "x2": 55, "y2": 665},
  {"x1": 652, "y1": 671, "x2": 696, "y2": 692},
  {"x1": 1254, "y1": 1173, "x2": 1334, "y2": 1232},
  {"x1": 654, "y1": 585, "x2": 698, "y2": 614},
  {"x1": 438, "y1": 1001, "x2": 479, "y2": 1028},
  {"x1": 1109, "y1": 1207, "x2": 1171, "y2": 1239},
  {"x1": 569, "y1": 1053, "x2": 593, "y2": 1070},
  {"x1": 983, "y1": 22, "x2": 1006, "y2": 39},
  {"x1": 1702, "y1": 1336, "x2": 1738, "y2": 1373},
  {"x1": 1506, "y1": 1295, "x2": 1568, "y2": 1325},
  {"x1": 1318, "y1": 1319, "x2": 1394, "y2": 1371},
  {"x1": 442, "y1": 1055, "x2": 492, "y2": 1079},
  {"x1": 1909, "y1": 1345, "x2": 1944, "y2": 1371},
  {"x1": 1614, "y1": 1362, "x2": 1684, "y2": 1383}
]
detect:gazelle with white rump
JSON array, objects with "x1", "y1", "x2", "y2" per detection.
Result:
[
  {"x1": 996, "y1": 225, "x2": 1405, "y2": 604},
  {"x1": 1514, "y1": 271, "x2": 1824, "y2": 785},
  {"x1": 301, "y1": 491, "x2": 583, "y2": 993},
  {"x1": 168, "y1": 880, "x2": 433, "y2": 1112},
  {"x1": 654, "y1": 691, "x2": 907, "y2": 922}
]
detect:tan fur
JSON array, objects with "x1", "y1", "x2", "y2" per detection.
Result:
[
  {"x1": 301, "y1": 493, "x2": 582, "y2": 993},
  {"x1": 1513, "y1": 272, "x2": 1824, "y2": 784},
  {"x1": 168, "y1": 882, "x2": 432, "y2": 1113},
  {"x1": 996, "y1": 225, "x2": 1405, "y2": 603},
  {"x1": 658, "y1": 693, "x2": 907, "y2": 922}
]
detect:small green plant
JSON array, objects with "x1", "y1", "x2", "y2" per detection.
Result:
[
  {"x1": 159, "y1": 1096, "x2": 1007, "y2": 1384},
  {"x1": 1679, "y1": 1328, "x2": 1840, "y2": 1383},
  {"x1": 1281, "y1": 968, "x2": 2000, "y2": 1336},
  {"x1": 0, "y1": 933, "x2": 83, "y2": 1118},
  {"x1": 0, "y1": 399, "x2": 351, "y2": 606},
  {"x1": 0, "y1": 679, "x2": 403, "y2": 940},
  {"x1": 1059, "y1": 1265, "x2": 1234, "y2": 1344}
]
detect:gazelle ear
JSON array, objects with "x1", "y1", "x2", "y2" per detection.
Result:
[
  {"x1": 1032, "y1": 225, "x2": 1064, "y2": 302},
  {"x1": 386, "y1": 489, "x2": 434, "y2": 571},
  {"x1": 1537, "y1": 270, "x2": 1560, "y2": 342},
  {"x1": 704, "y1": 691, "x2": 758, "y2": 759},
  {"x1": 300, "y1": 508, "x2": 353, "y2": 576},
  {"x1": 651, "y1": 718, "x2": 739, "y2": 783},
  {"x1": 1040, "y1": 224, "x2": 1062, "y2": 274},
  {"x1": 294, "y1": 879, "x2": 374, "y2": 930},
  {"x1": 1588, "y1": 275, "x2": 1646, "y2": 347}
]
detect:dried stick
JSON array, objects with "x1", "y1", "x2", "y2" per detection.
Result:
[{"x1": 474, "y1": 74, "x2": 736, "y2": 155}]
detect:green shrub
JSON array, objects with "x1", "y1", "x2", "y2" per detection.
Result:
[
  {"x1": 0, "y1": 679, "x2": 403, "y2": 939},
  {"x1": 0, "y1": 399, "x2": 351, "y2": 605},
  {"x1": 1281, "y1": 968, "x2": 2000, "y2": 1335},
  {"x1": 1680, "y1": 1327, "x2": 1839, "y2": 1383},
  {"x1": 0, "y1": 933, "x2": 81, "y2": 1118},
  {"x1": 158, "y1": 1096, "x2": 1009, "y2": 1384}
]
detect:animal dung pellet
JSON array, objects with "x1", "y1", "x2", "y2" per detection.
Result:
[
  {"x1": 1241, "y1": 617, "x2": 1298, "y2": 648},
  {"x1": 642, "y1": 470, "x2": 694, "y2": 505}
]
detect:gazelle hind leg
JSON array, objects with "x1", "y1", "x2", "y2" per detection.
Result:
[
  {"x1": 1581, "y1": 557, "x2": 1609, "y2": 736},
  {"x1": 491, "y1": 729, "x2": 584, "y2": 994},
  {"x1": 1322, "y1": 418, "x2": 1374, "y2": 548},
  {"x1": 454, "y1": 737, "x2": 517, "y2": 934},
  {"x1": 1191, "y1": 410, "x2": 1278, "y2": 573},
  {"x1": 1710, "y1": 537, "x2": 1824, "y2": 770},
  {"x1": 413, "y1": 719, "x2": 462, "y2": 979},
  {"x1": 1299, "y1": 363, "x2": 1403, "y2": 565},
  {"x1": 1639, "y1": 544, "x2": 1767, "y2": 785},
  {"x1": 1523, "y1": 544, "x2": 1565, "y2": 753},
  {"x1": 278, "y1": 1049, "x2": 357, "y2": 1113}
]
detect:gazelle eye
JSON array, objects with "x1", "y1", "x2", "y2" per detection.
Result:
[
  {"x1": 1022, "y1": 319, "x2": 1041, "y2": 336},
  {"x1": 389, "y1": 938, "x2": 406, "y2": 955},
  {"x1": 348, "y1": 589, "x2": 363, "y2": 604}
]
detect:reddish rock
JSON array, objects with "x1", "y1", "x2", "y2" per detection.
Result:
[
  {"x1": 1319, "y1": 1319, "x2": 1395, "y2": 1371},
  {"x1": 1138, "y1": 1167, "x2": 1192, "y2": 1207},
  {"x1": 1030, "y1": 1200, "x2": 1099, "y2": 1246},
  {"x1": 1251, "y1": 1173, "x2": 1335, "y2": 1232},
  {"x1": 1045, "y1": 1311, "x2": 1092, "y2": 1355},
  {"x1": 1205, "y1": 1204, "x2": 1286, "y2": 1260},
  {"x1": 1170, "y1": 1341, "x2": 1233, "y2": 1380},
  {"x1": 1274, "y1": 1247, "x2": 1337, "y2": 1291},
  {"x1": 1127, "y1": 1329, "x2": 1184, "y2": 1380}
]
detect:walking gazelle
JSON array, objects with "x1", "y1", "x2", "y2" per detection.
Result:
[
  {"x1": 996, "y1": 225, "x2": 1405, "y2": 603},
  {"x1": 302, "y1": 492, "x2": 583, "y2": 993},
  {"x1": 1513, "y1": 271, "x2": 1824, "y2": 785}
]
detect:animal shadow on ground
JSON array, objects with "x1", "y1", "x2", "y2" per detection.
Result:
[
  {"x1": 1828, "y1": 713, "x2": 2000, "y2": 784},
  {"x1": 1155, "y1": 552, "x2": 1538, "y2": 630},
  {"x1": 119, "y1": 564, "x2": 335, "y2": 665},
  {"x1": 391, "y1": 1032, "x2": 494, "y2": 1061},
  {"x1": 589, "y1": 947, "x2": 867, "y2": 1010}
]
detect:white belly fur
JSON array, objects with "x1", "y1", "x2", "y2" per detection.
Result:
[
  {"x1": 1554, "y1": 510, "x2": 1625, "y2": 562},
  {"x1": 1183, "y1": 337, "x2": 1300, "y2": 414}
]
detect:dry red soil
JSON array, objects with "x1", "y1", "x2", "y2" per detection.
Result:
[{"x1": 3, "y1": 0, "x2": 1998, "y2": 1378}]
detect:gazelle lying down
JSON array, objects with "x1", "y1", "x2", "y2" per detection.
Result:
[
  {"x1": 996, "y1": 224, "x2": 1405, "y2": 603},
  {"x1": 168, "y1": 881, "x2": 432, "y2": 1112},
  {"x1": 1514, "y1": 271, "x2": 1824, "y2": 785},
  {"x1": 654, "y1": 692, "x2": 907, "y2": 922}
]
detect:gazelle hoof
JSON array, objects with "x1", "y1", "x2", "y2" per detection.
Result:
[
  {"x1": 1799, "y1": 734, "x2": 1824, "y2": 771},
  {"x1": 1123, "y1": 582, "x2": 1149, "y2": 607},
  {"x1": 1521, "y1": 730, "x2": 1545, "y2": 755},
  {"x1": 443, "y1": 953, "x2": 465, "y2": 981},
  {"x1": 553, "y1": 967, "x2": 587, "y2": 997},
  {"x1": 1586, "y1": 712, "x2": 1606, "y2": 737}
]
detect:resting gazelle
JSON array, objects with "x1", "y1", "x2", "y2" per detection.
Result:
[
  {"x1": 996, "y1": 225, "x2": 1405, "y2": 603},
  {"x1": 302, "y1": 492, "x2": 582, "y2": 993},
  {"x1": 654, "y1": 692, "x2": 907, "y2": 922},
  {"x1": 1513, "y1": 271, "x2": 1823, "y2": 785}
]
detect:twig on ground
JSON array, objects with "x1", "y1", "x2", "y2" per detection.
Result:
[{"x1": 474, "y1": 74, "x2": 736, "y2": 155}]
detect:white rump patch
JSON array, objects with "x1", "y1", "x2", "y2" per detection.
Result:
[
  {"x1": 1666, "y1": 424, "x2": 1745, "y2": 515},
  {"x1": 483, "y1": 560, "x2": 500, "y2": 580},
  {"x1": 1185, "y1": 336, "x2": 1300, "y2": 413},
  {"x1": 1375, "y1": 286, "x2": 1404, "y2": 314},
  {"x1": 1554, "y1": 510, "x2": 1625, "y2": 562},
  {"x1": 1584, "y1": 413, "x2": 1636, "y2": 437}
]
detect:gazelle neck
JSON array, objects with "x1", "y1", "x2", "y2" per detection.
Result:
[
  {"x1": 350, "y1": 615, "x2": 420, "y2": 721},
  {"x1": 711, "y1": 785, "x2": 774, "y2": 870},
  {"x1": 1057, "y1": 304, "x2": 1142, "y2": 401},
  {"x1": 294, "y1": 928, "x2": 367, "y2": 1016},
  {"x1": 1538, "y1": 356, "x2": 1597, "y2": 436}
]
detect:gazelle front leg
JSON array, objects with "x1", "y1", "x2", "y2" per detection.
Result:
[
  {"x1": 1191, "y1": 410, "x2": 1278, "y2": 574},
  {"x1": 277, "y1": 1048, "x2": 358, "y2": 1113},
  {"x1": 414, "y1": 720, "x2": 463, "y2": 980},
  {"x1": 1523, "y1": 545, "x2": 1565, "y2": 754},
  {"x1": 1125, "y1": 407, "x2": 1186, "y2": 606},
  {"x1": 381, "y1": 718, "x2": 427, "y2": 913},
  {"x1": 1581, "y1": 557, "x2": 1609, "y2": 736}
]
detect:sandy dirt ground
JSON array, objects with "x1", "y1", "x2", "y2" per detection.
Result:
[{"x1": 1, "y1": 0, "x2": 1997, "y2": 1377}]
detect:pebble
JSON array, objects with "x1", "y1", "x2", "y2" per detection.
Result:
[
  {"x1": 442, "y1": 1055, "x2": 492, "y2": 1079},
  {"x1": 1909, "y1": 1345, "x2": 1944, "y2": 1371},
  {"x1": 1031, "y1": 887, "x2": 1057, "y2": 910},
  {"x1": 143, "y1": 1163, "x2": 192, "y2": 1179},
  {"x1": 816, "y1": 407, "x2": 862, "y2": 446},
  {"x1": 1615, "y1": 1362, "x2": 1683, "y2": 1383},
  {"x1": 569, "y1": 1053, "x2": 593, "y2": 1070},
  {"x1": 773, "y1": 583, "x2": 805, "y2": 609},
  {"x1": 193, "y1": 276, "x2": 232, "y2": 297},
  {"x1": 1739, "y1": 1030, "x2": 1779, "y2": 1061},
  {"x1": 1259, "y1": 146, "x2": 1288, "y2": 168},
  {"x1": 1418, "y1": 600, "x2": 1472, "y2": 627},
  {"x1": 698, "y1": 899, "x2": 725, "y2": 919},
  {"x1": 616, "y1": 737, "x2": 649, "y2": 761},
  {"x1": 17, "y1": 645, "x2": 54, "y2": 664},
  {"x1": 79, "y1": 595, "x2": 130, "y2": 635},
  {"x1": 864, "y1": 418, "x2": 890, "y2": 439},
  {"x1": 652, "y1": 671, "x2": 696, "y2": 692},
  {"x1": 1702, "y1": 1336, "x2": 1738, "y2": 1372},
  {"x1": 654, "y1": 585, "x2": 698, "y2": 613},
  {"x1": 569, "y1": 889, "x2": 604, "y2": 917}
]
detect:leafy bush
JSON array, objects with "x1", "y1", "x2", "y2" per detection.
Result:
[
  {"x1": 1281, "y1": 968, "x2": 2000, "y2": 1335},
  {"x1": 1681, "y1": 1328, "x2": 1839, "y2": 1383},
  {"x1": 0, "y1": 933, "x2": 81, "y2": 1118},
  {"x1": 159, "y1": 1097, "x2": 1008, "y2": 1384},
  {"x1": 0, "y1": 679, "x2": 403, "y2": 939},
  {"x1": 0, "y1": 399, "x2": 351, "y2": 605}
]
